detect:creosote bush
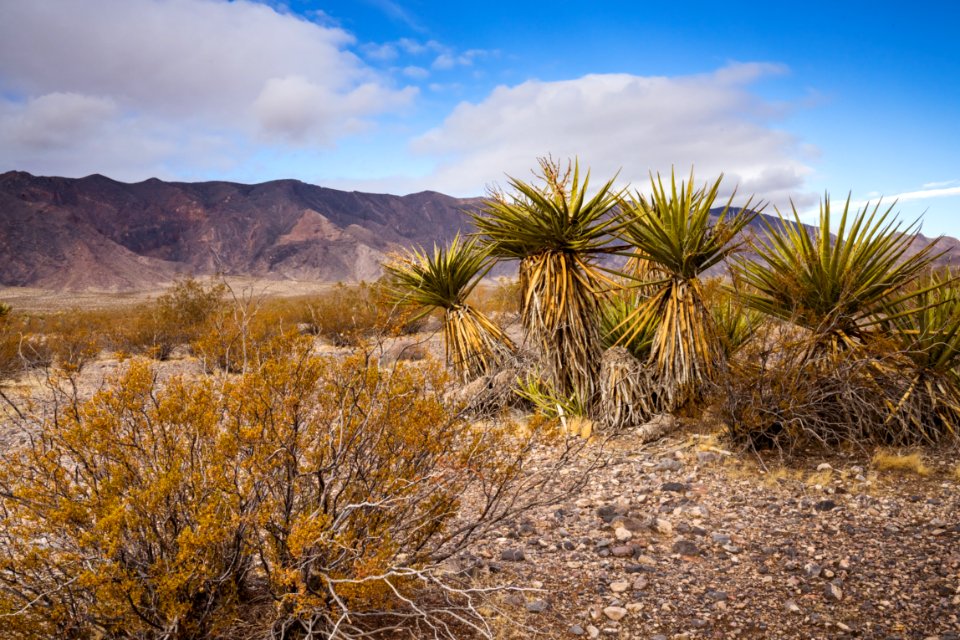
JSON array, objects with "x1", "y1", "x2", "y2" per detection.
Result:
[{"x1": 0, "y1": 333, "x2": 586, "y2": 639}]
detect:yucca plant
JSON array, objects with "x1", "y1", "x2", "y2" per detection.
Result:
[
  {"x1": 707, "y1": 285, "x2": 764, "y2": 360},
  {"x1": 883, "y1": 270, "x2": 960, "y2": 441},
  {"x1": 474, "y1": 157, "x2": 623, "y2": 408},
  {"x1": 383, "y1": 234, "x2": 515, "y2": 381},
  {"x1": 735, "y1": 195, "x2": 942, "y2": 355},
  {"x1": 615, "y1": 170, "x2": 758, "y2": 410}
]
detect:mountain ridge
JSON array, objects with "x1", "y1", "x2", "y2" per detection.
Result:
[{"x1": 1, "y1": 171, "x2": 956, "y2": 291}]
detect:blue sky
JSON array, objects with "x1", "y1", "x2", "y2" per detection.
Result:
[{"x1": 1, "y1": 0, "x2": 958, "y2": 235}]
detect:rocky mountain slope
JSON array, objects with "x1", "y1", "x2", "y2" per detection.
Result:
[
  {"x1": 0, "y1": 171, "x2": 481, "y2": 290},
  {"x1": 1, "y1": 171, "x2": 956, "y2": 291}
]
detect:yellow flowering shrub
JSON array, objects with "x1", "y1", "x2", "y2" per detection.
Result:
[{"x1": 0, "y1": 333, "x2": 581, "y2": 639}]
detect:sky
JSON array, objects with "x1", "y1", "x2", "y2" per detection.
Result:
[{"x1": 1, "y1": 0, "x2": 958, "y2": 235}]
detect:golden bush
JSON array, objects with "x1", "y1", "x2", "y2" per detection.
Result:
[{"x1": 0, "y1": 333, "x2": 584, "y2": 639}]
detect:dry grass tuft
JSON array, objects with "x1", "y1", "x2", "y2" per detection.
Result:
[{"x1": 871, "y1": 450, "x2": 932, "y2": 476}]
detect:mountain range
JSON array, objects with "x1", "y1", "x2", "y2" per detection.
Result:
[{"x1": 1, "y1": 171, "x2": 956, "y2": 291}]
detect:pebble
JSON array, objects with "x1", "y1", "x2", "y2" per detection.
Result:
[
  {"x1": 815, "y1": 499, "x2": 838, "y2": 512},
  {"x1": 609, "y1": 581, "x2": 630, "y2": 593},
  {"x1": 603, "y1": 606, "x2": 628, "y2": 621},
  {"x1": 501, "y1": 548, "x2": 525, "y2": 562},
  {"x1": 526, "y1": 599, "x2": 548, "y2": 613},
  {"x1": 654, "y1": 518, "x2": 673, "y2": 535},
  {"x1": 785, "y1": 599, "x2": 802, "y2": 613},
  {"x1": 587, "y1": 625, "x2": 600, "y2": 639},
  {"x1": 568, "y1": 624, "x2": 585, "y2": 636},
  {"x1": 662, "y1": 481, "x2": 689, "y2": 493},
  {"x1": 614, "y1": 526, "x2": 633, "y2": 541},
  {"x1": 825, "y1": 582, "x2": 844, "y2": 602},
  {"x1": 672, "y1": 539, "x2": 700, "y2": 556}
]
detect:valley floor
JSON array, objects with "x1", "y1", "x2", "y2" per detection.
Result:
[{"x1": 468, "y1": 429, "x2": 959, "y2": 639}]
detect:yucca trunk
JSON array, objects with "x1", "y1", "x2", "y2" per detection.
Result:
[
  {"x1": 642, "y1": 278, "x2": 720, "y2": 409},
  {"x1": 599, "y1": 346, "x2": 660, "y2": 430},
  {"x1": 443, "y1": 304, "x2": 515, "y2": 382},
  {"x1": 519, "y1": 250, "x2": 602, "y2": 407}
]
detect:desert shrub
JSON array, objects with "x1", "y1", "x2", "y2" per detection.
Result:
[
  {"x1": 468, "y1": 277, "x2": 522, "y2": 320},
  {"x1": 0, "y1": 334, "x2": 586, "y2": 639},
  {"x1": 115, "y1": 277, "x2": 226, "y2": 359},
  {"x1": 299, "y1": 282, "x2": 422, "y2": 346}
]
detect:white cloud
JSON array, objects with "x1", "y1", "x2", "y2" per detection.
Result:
[
  {"x1": 921, "y1": 179, "x2": 959, "y2": 190},
  {"x1": 357, "y1": 64, "x2": 814, "y2": 203},
  {"x1": 871, "y1": 185, "x2": 960, "y2": 203},
  {"x1": 0, "y1": 0, "x2": 413, "y2": 177}
]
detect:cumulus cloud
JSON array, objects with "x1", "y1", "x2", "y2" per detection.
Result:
[
  {"x1": 0, "y1": 0, "x2": 412, "y2": 178},
  {"x1": 400, "y1": 63, "x2": 812, "y2": 205}
]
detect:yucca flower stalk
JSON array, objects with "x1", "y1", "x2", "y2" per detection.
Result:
[
  {"x1": 615, "y1": 170, "x2": 758, "y2": 410},
  {"x1": 735, "y1": 195, "x2": 942, "y2": 356},
  {"x1": 383, "y1": 234, "x2": 515, "y2": 381},
  {"x1": 474, "y1": 157, "x2": 623, "y2": 408}
]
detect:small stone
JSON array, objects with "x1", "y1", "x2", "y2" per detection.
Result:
[
  {"x1": 504, "y1": 593, "x2": 525, "y2": 606},
  {"x1": 654, "y1": 518, "x2": 673, "y2": 535},
  {"x1": 587, "y1": 625, "x2": 600, "y2": 639},
  {"x1": 625, "y1": 602, "x2": 643, "y2": 613},
  {"x1": 614, "y1": 526, "x2": 633, "y2": 541},
  {"x1": 501, "y1": 548, "x2": 525, "y2": 562},
  {"x1": 611, "y1": 545, "x2": 634, "y2": 558},
  {"x1": 672, "y1": 539, "x2": 700, "y2": 556},
  {"x1": 651, "y1": 636, "x2": 667, "y2": 640},
  {"x1": 568, "y1": 624, "x2": 585, "y2": 636},
  {"x1": 637, "y1": 554, "x2": 657, "y2": 566},
  {"x1": 609, "y1": 581, "x2": 630, "y2": 593},
  {"x1": 662, "y1": 481, "x2": 689, "y2": 493},
  {"x1": 825, "y1": 582, "x2": 843, "y2": 602},
  {"x1": 632, "y1": 577, "x2": 648, "y2": 590},
  {"x1": 705, "y1": 589, "x2": 728, "y2": 601},
  {"x1": 804, "y1": 562, "x2": 823, "y2": 578},
  {"x1": 656, "y1": 458, "x2": 683, "y2": 471},
  {"x1": 836, "y1": 622, "x2": 852, "y2": 632},
  {"x1": 711, "y1": 533, "x2": 731, "y2": 545},
  {"x1": 603, "y1": 606, "x2": 628, "y2": 622},
  {"x1": 525, "y1": 599, "x2": 548, "y2": 613},
  {"x1": 817, "y1": 463, "x2": 832, "y2": 471},
  {"x1": 785, "y1": 599, "x2": 801, "y2": 613},
  {"x1": 814, "y1": 500, "x2": 838, "y2": 512}
]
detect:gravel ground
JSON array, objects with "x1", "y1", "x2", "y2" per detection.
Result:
[{"x1": 464, "y1": 429, "x2": 960, "y2": 640}]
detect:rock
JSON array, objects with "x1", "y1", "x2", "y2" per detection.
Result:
[
  {"x1": 785, "y1": 599, "x2": 802, "y2": 613},
  {"x1": 817, "y1": 463, "x2": 832, "y2": 471},
  {"x1": 654, "y1": 518, "x2": 673, "y2": 535},
  {"x1": 711, "y1": 533, "x2": 731, "y2": 545},
  {"x1": 504, "y1": 593, "x2": 525, "y2": 607},
  {"x1": 632, "y1": 576, "x2": 648, "y2": 590},
  {"x1": 597, "y1": 504, "x2": 627, "y2": 523},
  {"x1": 614, "y1": 526, "x2": 633, "y2": 541},
  {"x1": 696, "y1": 451, "x2": 719, "y2": 464},
  {"x1": 611, "y1": 545, "x2": 634, "y2": 558},
  {"x1": 625, "y1": 602, "x2": 643, "y2": 613},
  {"x1": 568, "y1": 624, "x2": 585, "y2": 636},
  {"x1": 609, "y1": 581, "x2": 630, "y2": 593},
  {"x1": 814, "y1": 499, "x2": 838, "y2": 512},
  {"x1": 526, "y1": 599, "x2": 548, "y2": 613},
  {"x1": 656, "y1": 458, "x2": 683, "y2": 472},
  {"x1": 501, "y1": 548, "x2": 525, "y2": 562},
  {"x1": 705, "y1": 589, "x2": 728, "y2": 601},
  {"x1": 825, "y1": 582, "x2": 843, "y2": 602},
  {"x1": 586, "y1": 625, "x2": 600, "y2": 639},
  {"x1": 602, "y1": 606, "x2": 628, "y2": 622},
  {"x1": 804, "y1": 562, "x2": 823, "y2": 578},
  {"x1": 672, "y1": 539, "x2": 700, "y2": 556},
  {"x1": 662, "y1": 481, "x2": 689, "y2": 493}
]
